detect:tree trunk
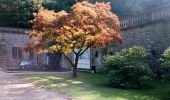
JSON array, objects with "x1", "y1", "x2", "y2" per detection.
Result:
[
  {"x1": 72, "y1": 55, "x2": 79, "y2": 78},
  {"x1": 63, "y1": 53, "x2": 80, "y2": 78},
  {"x1": 73, "y1": 66, "x2": 77, "y2": 78}
]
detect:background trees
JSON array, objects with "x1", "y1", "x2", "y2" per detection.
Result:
[
  {"x1": 0, "y1": 0, "x2": 165, "y2": 28},
  {"x1": 0, "y1": 0, "x2": 88, "y2": 28},
  {"x1": 0, "y1": 0, "x2": 42, "y2": 28},
  {"x1": 26, "y1": 1, "x2": 122, "y2": 78},
  {"x1": 42, "y1": 0, "x2": 76, "y2": 12}
]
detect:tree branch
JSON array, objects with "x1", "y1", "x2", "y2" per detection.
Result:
[
  {"x1": 79, "y1": 46, "x2": 89, "y2": 56},
  {"x1": 73, "y1": 50, "x2": 77, "y2": 55},
  {"x1": 63, "y1": 54, "x2": 74, "y2": 68},
  {"x1": 77, "y1": 48, "x2": 83, "y2": 54}
]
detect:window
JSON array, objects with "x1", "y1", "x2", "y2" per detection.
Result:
[
  {"x1": 12, "y1": 47, "x2": 17, "y2": 59},
  {"x1": 12, "y1": 47, "x2": 23, "y2": 59}
]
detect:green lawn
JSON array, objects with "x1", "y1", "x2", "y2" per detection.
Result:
[{"x1": 19, "y1": 72, "x2": 170, "y2": 100}]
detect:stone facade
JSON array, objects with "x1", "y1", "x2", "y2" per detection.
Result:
[
  {"x1": 93, "y1": 17, "x2": 170, "y2": 71},
  {"x1": 0, "y1": 30, "x2": 47, "y2": 69},
  {"x1": 1, "y1": 3, "x2": 170, "y2": 71},
  {"x1": 106, "y1": 20, "x2": 170, "y2": 71},
  {"x1": 0, "y1": 27, "x2": 71, "y2": 70},
  {"x1": 112, "y1": 20, "x2": 170, "y2": 52},
  {"x1": 1, "y1": 19, "x2": 170, "y2": 70},
  {"x1": 63, "y1": 20, "x2": 170, "y2": 71}
]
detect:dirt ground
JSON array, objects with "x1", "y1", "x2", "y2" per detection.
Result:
[{"x1": 0, "y1": 70, "x2": 71, "y2": 100}]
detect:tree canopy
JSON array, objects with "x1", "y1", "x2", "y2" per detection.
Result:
[{"x1": 26, "y1": 1, "x2": 122, "y2": 78}]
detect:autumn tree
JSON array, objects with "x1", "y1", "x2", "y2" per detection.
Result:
[
  {"x1": 42, "y1": 0, "x2": 89, "y2": 70},
  {"x1": 26, "y1": 1, "x2": 122, "y2": 78}
]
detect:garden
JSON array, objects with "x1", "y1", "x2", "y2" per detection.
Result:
[
  {"x1": 20, "y1": 72, "x2": 170, "y2": 100},
  {"x1": 20, "y1": 46, "x2": 170, "y2": 100},
  {"x1": 1, "y1": 0, "x2": 170, "y2": 99}
]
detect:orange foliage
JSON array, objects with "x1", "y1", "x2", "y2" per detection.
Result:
[{"x1": 26, "y1": 1, "x2": 122, "y2": 54}]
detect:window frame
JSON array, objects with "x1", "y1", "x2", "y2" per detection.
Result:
[{"x1": 12, "y1": 47, "x2": 23, "y2": 59}]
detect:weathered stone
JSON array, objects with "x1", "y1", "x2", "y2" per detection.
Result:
[{"x1": 108, "y1": 21, "x2": 170, "y2": 70}]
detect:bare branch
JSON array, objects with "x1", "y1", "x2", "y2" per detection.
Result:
[
  {"x1": 73, "y1": 50, "x2": 77, "y2": 55},
  {"x1": 63, "y1": 54, "x2": 74, "y2": 68},
  {"x1": 79, "y1": 46, "x2": 89, "y2": 56}
]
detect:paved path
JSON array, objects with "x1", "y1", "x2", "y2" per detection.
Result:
[{"x1": 0, "y1": 71, "x2": 71, "y2": 100}]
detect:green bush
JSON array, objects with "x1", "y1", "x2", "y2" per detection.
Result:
[
  {"x1": 161, "y1": 47, "x2": 170, "y2": 74},
  {"x1": 102, "y1": 53, "x2": 126, "y2": 70},
  {"x1": 120, "y1": 46, "x2": 147, "y2": 59},
  {"x1": 102, "y1": 46, "x2": 153, "y2": 88}
]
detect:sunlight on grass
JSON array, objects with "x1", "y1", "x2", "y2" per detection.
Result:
[
  {"x1": 46, "y1": 76, "x2": 63, "y2": 80},
  {"x1": 139, "y1": 96, "x2": 152, "y2": 100},
  {"x1": 25, "y1": 77, "x2": 43, "y2": 80},
  {"x1": 48, "y1": 83, "x2": 68, "y2": 88},
  {"x1": 20, "y1": 72, "x2": 170, "y2": 100},
  {"x1": 29, "y1": 78, "x2": 52, "y2": 85},
  {"x1": 115, "y1": 97, "x2": 129, "y2": 100},
  {"x1": 67, "y1": 80, "x2": 83, "y2": 84}
]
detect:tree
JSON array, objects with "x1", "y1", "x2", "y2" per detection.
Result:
[
  {"x1": 42, "y1": 0, "x2": 89, "y2": 71},
  {"x1": 0, "y1": 0, "x2": 42, "y2": 28},
  {"x1": 26, "y1": 1, "x2": 122, "y2": 78},
  {"x1": 42, "y1": 0, "x2": 85, "y2": 70}
]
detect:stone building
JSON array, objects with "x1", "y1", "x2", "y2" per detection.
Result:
[
  {"x1": 0, "y1": 27, "x2": 102, "y2": 71},
  {"x1": 0, "y1": 27, "x2": 47, "y2": 69},
  {"x1": 0, "y1": 27, "x2": 72, "y2": 70},
  {"x1": 105, "y1": 1, "x2": 170, "y2": 71},
  {"x1": 91, "y1": 2, "x2": 170, "y2": 71},
  {"x1": 1, "y1": 2, "x2": 170, "y2": 71}
]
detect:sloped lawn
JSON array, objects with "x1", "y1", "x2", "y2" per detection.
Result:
[{"x1": 19, "y1": 72, "x2": 170, "y2": 100}]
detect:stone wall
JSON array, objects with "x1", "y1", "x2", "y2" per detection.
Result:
[
  {"x1": 65, "y1": 20, "x2": 170, "y2": 71},
  {"x1": 0, "y1": 32, "x2": 47, "y2": 69},
  {"x1": 107, "y1": 20, "x2": 170, "y2": 70},
  {"x1": 2, "y1": 19, "x2": 170, "y2": 71}
]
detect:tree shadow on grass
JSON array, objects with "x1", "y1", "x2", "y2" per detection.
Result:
[{"x1": 22, "y1": 73, "x2": 170, "y2": 100}]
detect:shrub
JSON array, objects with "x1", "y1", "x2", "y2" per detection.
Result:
[
  {"x1": 120, "y1": 46, "x2": 147, "y2": 59},
  {"x1": 161, "y1": 47, "x2": 170, "y2": 75},
  {"x1": 102, "y1": 46, "x2": 153, "y2": 88},
  {"x1": 162, "y1": 47, "x2": 170, "y2": 60},
  {"x1": 102, "y1": 53, "x2": 126, "y2": 70}
]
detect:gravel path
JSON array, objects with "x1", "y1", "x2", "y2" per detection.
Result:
[{"x1": 0, "y1": 70, "x2": 71, "y2": 100}]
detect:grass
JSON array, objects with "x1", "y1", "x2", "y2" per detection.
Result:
[{"x1": 19, "y1": 72, "x2": 170, "y2": 100}]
